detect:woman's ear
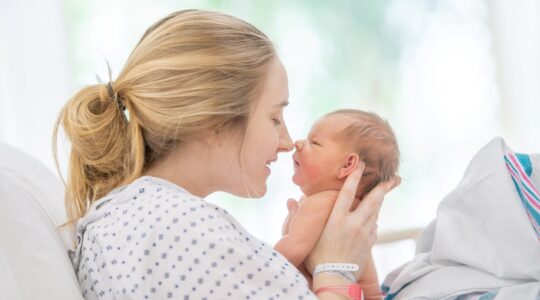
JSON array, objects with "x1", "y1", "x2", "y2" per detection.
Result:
[{"x1": 337, "y1": 153, "x2": 360, "y2": 179}]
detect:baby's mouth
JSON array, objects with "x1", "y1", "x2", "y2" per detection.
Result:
[
  {"x1": 292, "y1": 154, "x2": 300, "y2": 167},
  {"x1": 293, "y1": 159, "x2": 300, "y2": 173}
]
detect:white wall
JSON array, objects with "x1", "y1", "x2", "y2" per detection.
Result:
[
  {"x1": 488, "y1": 0, "x2": 540, "y2": 151},
  {"x1": 0, "y1": 0, "x2": 72, "y2": 174}
]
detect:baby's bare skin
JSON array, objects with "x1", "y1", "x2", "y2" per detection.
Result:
[{"x1": 275, "y1": 111, "x2": 399, "y2": 300}]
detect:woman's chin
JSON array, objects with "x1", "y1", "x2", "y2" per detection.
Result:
[
  {"x1": 243, "y1": 182, "x2": 267, "y2": 198},
  {"x1": 252, "y1": 185, "x2": 267, "y2": 198}
]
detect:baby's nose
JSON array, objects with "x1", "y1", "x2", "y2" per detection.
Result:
[{"x1": 294, "y1": 140, "x2": 304, "y2": 151}]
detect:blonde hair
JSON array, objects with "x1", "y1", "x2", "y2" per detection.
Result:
[
  {"x1": 327, "y1": 109, "x2": 400, "y2": 195},
  {"x1": 53, "y1": 10, "x2": 276, "y2": 224}
]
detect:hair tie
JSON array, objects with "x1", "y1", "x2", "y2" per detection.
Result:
[{"x1": 107, "y1": 81, "x2": 130, "y2": 122}]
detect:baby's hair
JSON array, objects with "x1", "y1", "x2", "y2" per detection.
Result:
[
  {"x1": 53, "y1": 10, "x2": 276, "y2": 225},
  {"x1": 326, "y1": 109, "x2": 400, "y2": 196}
]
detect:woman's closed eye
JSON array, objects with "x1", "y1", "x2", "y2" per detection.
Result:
[{"x1": 272, "y1": 117, "x2": 282, "y2": 126}]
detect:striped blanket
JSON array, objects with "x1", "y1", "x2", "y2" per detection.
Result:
[
  {"x1": 505, "y1": 153, "x2": 540, "y2": 240},
  {"x1": 382, "y1": 137, "x2": 540, "y2": 300}
]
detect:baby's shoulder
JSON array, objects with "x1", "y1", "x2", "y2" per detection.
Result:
[{"x1": 297, "y1": 191, "x2": 338, "y2": 212}]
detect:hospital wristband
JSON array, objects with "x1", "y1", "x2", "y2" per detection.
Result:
[
  {"x1": 314, "y1": 270, "x2": 356, "y2": 282},
  {"x1": 314, "y1": 284, "x2": 364, "y2": 300},
  {"x1": 313, "y1": 263, "x2": 359, "y2": 282}
]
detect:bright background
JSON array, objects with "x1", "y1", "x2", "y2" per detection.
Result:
[{"x1": 1, "y1": 0, "x2": 539, "y2": 279}]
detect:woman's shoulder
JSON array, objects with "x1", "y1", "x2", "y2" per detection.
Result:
[
  {"x1": 74, "y1": 176, "x2": 226, "y2": 245},
  {"x1": 73, "y1": 176, "x2": 315, "y2": 299},
  {"x1": 105, "y1": 175, "x2": 237, "y2": 224},
  {"x1": 82, "y1": 175, "x2": 250, "y2": 241}
]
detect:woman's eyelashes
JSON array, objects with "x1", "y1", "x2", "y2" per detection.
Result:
[{"x1": 272, "y1": 117, "x2": 282, "y2": 126}]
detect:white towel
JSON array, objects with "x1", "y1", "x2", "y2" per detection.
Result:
[{"x1": 382, "y1": 137, "x2": 540, "y2": 300}]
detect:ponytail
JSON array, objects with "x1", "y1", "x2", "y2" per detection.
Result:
[{"x1": 53, "y1": 81, "x2": 146, "y2": 224}]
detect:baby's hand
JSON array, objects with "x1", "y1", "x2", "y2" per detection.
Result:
[{"x1": 281, "y1": 198, "x2": 299, "y2": 236}]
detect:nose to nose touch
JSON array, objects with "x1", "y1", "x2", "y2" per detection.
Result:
[{"x1": 294, "y1": 141, "x2": 303, "y2": 151}]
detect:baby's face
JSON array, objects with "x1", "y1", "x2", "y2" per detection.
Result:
[{"x1": 292, "y1": 115, "x2": 353, "y2": 196}]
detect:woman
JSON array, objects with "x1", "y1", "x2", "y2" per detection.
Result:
[{"x1": 54, "y1": 10, "x2": 398, "y2": 300}]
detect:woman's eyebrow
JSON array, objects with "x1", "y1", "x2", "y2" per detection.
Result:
[{"x1": 274, "y1": 100, "x2": 289, "y2": 108}]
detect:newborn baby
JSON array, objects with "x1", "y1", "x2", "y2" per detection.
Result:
[{"x1": 275, "y1": 109, "x2": 400, "y2": 299}]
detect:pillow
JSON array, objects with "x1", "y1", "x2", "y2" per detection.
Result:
[{"x1": 0, "y1": 143, "x2": 83, "y2": 299}]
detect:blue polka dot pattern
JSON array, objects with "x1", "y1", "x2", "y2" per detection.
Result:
[{"x1": 69, "y1": 176, "x2": 316, "y2": 299}]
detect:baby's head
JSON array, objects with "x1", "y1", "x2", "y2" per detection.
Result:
[{"x1": 292, "y1": 109, "x2": 399, "y2": 203}]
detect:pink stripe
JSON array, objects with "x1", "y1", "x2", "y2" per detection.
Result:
[
  {"x1": 506, "y1": 165, "x2": 540, "y2": 213},
  {"x1": 508, "y1": 154, "x2": 540, "y2": 197},
  {"x1": 507, "y1": 154, "x2": 540, "y2": 208},
  {"x1": 505, "y1": 163, "x2": 540, "y2": 212}
]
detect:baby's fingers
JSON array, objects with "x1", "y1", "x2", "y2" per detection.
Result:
[{"x1": 286, "y1": 198, "x2": 298, "y2": 213}]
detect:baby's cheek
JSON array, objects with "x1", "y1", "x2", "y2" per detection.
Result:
[{"x1": 303, "y1": 163, "x2": 321, "y2": 180}]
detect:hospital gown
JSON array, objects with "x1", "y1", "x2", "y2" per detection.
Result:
[{"x1": 69, "y1": 176, "x2": 317, "y2": 300}]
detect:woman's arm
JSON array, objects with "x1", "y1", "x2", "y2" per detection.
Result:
[
  {"x1": 313, "y1": 273, "x2": 355, "y2": 300},
  {"x1": 311, "y1": 258, "x2": 381, "y2": 300},
  {"x1": 304, "y1": 163, "x2": 400, "y2": 300}
]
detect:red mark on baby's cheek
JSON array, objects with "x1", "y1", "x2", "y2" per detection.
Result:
[{"x1": 303, "y1": 163, "x2": 321, "y2": 180}]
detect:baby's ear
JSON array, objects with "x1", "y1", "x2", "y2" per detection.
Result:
[{"x1": 337, "y1": 153, "x2": 360, "y2": 179}]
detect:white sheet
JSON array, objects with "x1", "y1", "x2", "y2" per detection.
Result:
[{"x1": 382, "y1": 137, "x2": 540, "y2": 299}]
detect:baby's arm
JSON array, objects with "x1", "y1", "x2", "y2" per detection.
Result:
[
  {"x1": 274, "y1": 193, "x2": 335, "y2": 266},
  {"x1": 357, "y1": 253, "x2": 382, "y2": 300},
  {"x1": 281, "y1": 197, "x2": 305, "y2": 236}
]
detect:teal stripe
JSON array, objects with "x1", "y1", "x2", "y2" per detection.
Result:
[
  {"x1": 516, "y1": 153, "x2": 532, "y2": 177},
  {"x1": 522, "y1": 182, "x2": 540, "y2": 202},
  {"x1": 382, "y1": 282, "x2": 411, "y2": 300},
  {"x1": 513, "y1": 154, "x2": 539, "y2": 202},
  {"x1": 505, "y1": 153, "x2": 540, "y2": 238},
  {"x1": 510, "y1": 176, "x2": 540, "y2": 231},
  {"x1": 505, "y1": 156, "x2": 520, "y2": 176},
  {"x1": 505, "y1": 155, "x2": 540, "y2": 202},
  {"x1": 478, "y1": 289, "x2": 499, "y2": 300}
]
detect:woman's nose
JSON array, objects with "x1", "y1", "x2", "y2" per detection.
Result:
[{"x1": 278, "y1": 127, "x2": 294, "y2": 152}]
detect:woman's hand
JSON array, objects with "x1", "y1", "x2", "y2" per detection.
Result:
[{"x1": 305, "y1": 162, "x2": 399, "y2": 279}]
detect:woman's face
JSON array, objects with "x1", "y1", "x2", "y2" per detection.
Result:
[{"x1": 224, "y1": 58, "x2": 293, "y2": 197}]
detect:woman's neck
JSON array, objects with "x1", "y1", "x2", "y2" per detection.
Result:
[{"x1": 143, "y1": 141, "x2": 220, "y2": 198}]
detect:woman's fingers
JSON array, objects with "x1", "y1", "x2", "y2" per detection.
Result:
[
  {"x1": 352, "y1": 176, "x2": 399, "y2": 225},
  {"x1": 365, "y1": 203, "x2": 381, "y2": 229},
  {"x1": 386, "y1": 176, "x2": 401, "y2": 193},
  {"x1": 331, "y1": 162, "x2": 366, "y2": 216},
  {"x1": 352, "y1": 183, "x2": 384, "y2": 225}
]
